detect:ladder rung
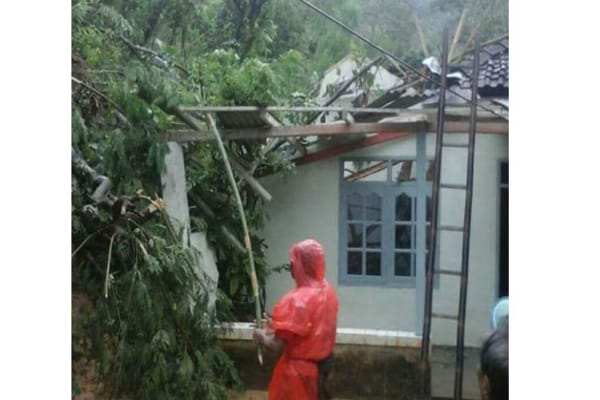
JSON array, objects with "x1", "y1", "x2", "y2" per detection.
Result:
[
  {"x1": 437, "y1": 269, "x2": 461, "y2": 276},
  {"x1": 442, "y1": 143, "x2": 469, "y2": 148},
  {"x1": 432, "y1": 312, "x2": 459, "y2": 320},
  {"x1": 438, "y1": 225, "x2": 464, "y2": 232},
  {"x1": 439, "y1": 183, "x2": 467, "y2": 190}
]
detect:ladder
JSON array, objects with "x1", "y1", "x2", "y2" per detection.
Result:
[{"x1": 418, "y1": 29, "x2": 482, "y2": 400}]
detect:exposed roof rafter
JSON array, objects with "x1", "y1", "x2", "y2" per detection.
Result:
[{"x1": 167, "y1": 119, "x2": 429, "y2": 142}]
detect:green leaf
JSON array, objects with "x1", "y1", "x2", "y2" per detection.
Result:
[
  {"x1": 146, "y1": 255, "x2": 162, "y2": 275},
  {"x1": 151, "y1": 330, "x2": 170, "y2": 351},
  {"x1": 229, "y1": 275, "x2": 240, "y2": 296},
  {"x1": 166, "y1": 94, "x2": 179, "y2": 110},
  {"x1": 124, "y1": 65, "x2": 138, "y2": 82},
  {"x1": 178, "y1": 351, "x2": 194, "y2": 380}
]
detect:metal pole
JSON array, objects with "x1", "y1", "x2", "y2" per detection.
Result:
[
  {"x1": 453, "y1": 35, "x2": 480, "y2": 400},
  {"x1": 419, "y1": 27, "x2": 449, "y2": 399}
]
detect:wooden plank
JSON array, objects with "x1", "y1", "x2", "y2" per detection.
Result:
[
  {"x1": 455, "y1": 1, "x2": 497, "y2": 62},
  {"x1": 259, "y1": 110, "x2": 307, "y2": 156},
  {"x1": 166, "y1": 120, "x2": 428, "y2": 142},
  {"x1": 414, "y1": 13, "x2": 430, "y2": 57},
  {"x1": 449, "y1": 8, "x2": 469, "y2": 62},
  {"x1": 433, "y1": 120, "x2": 508, "y2": 134},
  {"x1": 345, "y1": 160, "x2": 388, "y2": 181},
  {"x1": 292, "y1": 122, "x2": 507, "y2": 166},
  {"x1": 384, "y1": 55, "x2": 408, "y2": 78},
  {"x1": 230, "y1": 157, "x2": 273, "y2": 202},
  {"x1": 294, "y1": 133, "x2": 412, "y2": 166},
  {"x1": 178, "y1": 105, "x2": 407, "y2": 114}
]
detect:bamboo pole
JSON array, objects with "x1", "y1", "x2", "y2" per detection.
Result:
[
  {"x1": 414, "y1": 13, "x2": 430, "y2": 57},
  {"x1": 448, "y1": 8, "x2": 469, "y2": 63},
  {"x1": 455, "y1": 0, "x2": 495, "y2": 63},
  {"x1": 206, "y1": 113, "x2": 264, "y2": 366}
]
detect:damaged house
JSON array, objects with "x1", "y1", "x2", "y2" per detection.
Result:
[{"x1": 260, "y1": 34, "x2": 508, "y2": 348}]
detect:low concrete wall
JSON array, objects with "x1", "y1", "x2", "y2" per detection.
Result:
[{"x1": 219, "y1": 323, "x2": 424, "y2": 399}]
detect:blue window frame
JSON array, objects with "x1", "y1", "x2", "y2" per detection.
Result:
[{"x1": 339, "y1": 137, "x2": 432, "y2": 287}]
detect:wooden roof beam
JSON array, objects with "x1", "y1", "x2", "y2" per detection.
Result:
[
  {"x1": 259, "y1": 110, "x2": 307, "y2": 156},
  {"x1": 230, "y1": 157, "x2": 273, "y2": 202},
  {"x1": 166, "y1": 120, "x2": 428, "y2": 142},
  {"x1": 178, "y1": 105, "x2": 406, "y2": 114}
]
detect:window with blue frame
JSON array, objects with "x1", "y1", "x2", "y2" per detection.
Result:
[{"x1": 339, "y1": 153, "x2": 432, "y2": 286}]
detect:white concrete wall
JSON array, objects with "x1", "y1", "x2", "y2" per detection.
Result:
[
  {"x1": 259, "y1": 133, "x2": 507, "y2": 347},
  {"x1": 161, "y1": 143, "x2": 219, "y2": 308},
  {"x1": 429, "y1": 133, "x2": 509, "y2": 346}
]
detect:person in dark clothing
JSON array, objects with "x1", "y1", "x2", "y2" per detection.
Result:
[{"x1": 479, "y1": 317, "x2": 508, "y2": 400}]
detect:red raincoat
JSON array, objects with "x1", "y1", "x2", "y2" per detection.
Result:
[{"x1": 268, "y1": 239, "x2": 339, "y2": 400}]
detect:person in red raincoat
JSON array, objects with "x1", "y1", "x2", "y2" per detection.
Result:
[{"x1": 253, "y1": 238, "x2": 339, "y2": 400}]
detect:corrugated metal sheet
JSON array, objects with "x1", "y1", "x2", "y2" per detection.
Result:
[{"x1": 215, "y1": 111, "x2": 271, "y2": 129}]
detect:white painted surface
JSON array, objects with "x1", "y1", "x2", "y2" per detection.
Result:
[
  {"x1": 218, "y1": 322, "x2": 421, "y2": 348},
  {"x1": 190, "y1": 232, "x2": 219, "y2": 308},
  {"x1": 161, "y1": 142, "x2": 219, "y2": 306},
  {"x1": 161, "y1": 142, "x2": 191, "y2": 244},
  {"x1": 259, "y1": 133, "x2": 507, "y2": 347}
]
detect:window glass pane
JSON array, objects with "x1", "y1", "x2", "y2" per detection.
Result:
[
  {"x1": 391, "y1": 160, "x2": 416, "y2": 183},
  {"x1": 347, "y1": 251, "x2": 362, "y2": 275},
  {"x1": 395, "y1": 225, "x2": 412, "y2": 249},
  {"x1": 347, "y1": 223, "x2": 363, "y2": 248},
  {"x1": 395, "y1": 253, "x2": 412, "y2": 276},
  {"x1": 366, "y1": 224, "x2": 382, "y2": 248},
  {"x1": 365, "y1": 193, "x2": 382, "y2": 221},
  {"x1": 395, "y1": 194, "x2": 412, "y2": 221},
  {"x1": 366, "y1": 252, "x2": 381, "y2": 276},
  {"x1": 347, "y1": 192, "x2": 363, "y2": 220},
  {"x1": 344, "y1": 160, "x2": 388, "y2": 182}
]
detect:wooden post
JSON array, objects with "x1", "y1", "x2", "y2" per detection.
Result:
[
  {"x1": 414, "y1": 13, "x2": 430, "y2": 57},
  {"x1": 449, "y1": 8, "x2": 469, "y2": 63},
  {"x1": 455, "y1": 0, "x2": 495, "y2": 62}
]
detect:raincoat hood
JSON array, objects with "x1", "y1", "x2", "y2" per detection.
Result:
[{"x1": 289, "y1": 239, "x2": 325, "y2": 287}]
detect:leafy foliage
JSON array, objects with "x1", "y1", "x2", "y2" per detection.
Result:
[
  {"x1": 72, "y1": 204, "x2": 240, "y2": 399},
  {"x1": 72, "y1": 1, "x2": 507, "y2": 398},
  {"x1": 71, "y1": 1, "x2": 296, "y2": 398}
]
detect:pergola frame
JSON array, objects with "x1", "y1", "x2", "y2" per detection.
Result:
[
  {"x1": 167, "y1": 103, "x2": 507, "y2": 209},
  {"x1": 168, "y1": 105, "x2": 507, "y2": 143}
]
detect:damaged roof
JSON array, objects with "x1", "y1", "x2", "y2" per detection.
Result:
[
  {"x1": 454, "y1": 35, "x2": 509, "y2": 96},
  {"x1": 170, "y1": 37, "x2": 509, "y2": 169}
]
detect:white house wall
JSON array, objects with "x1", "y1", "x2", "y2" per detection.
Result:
[{"x1": 259, "y1": 133, "x2": 507, "y2": 347}]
